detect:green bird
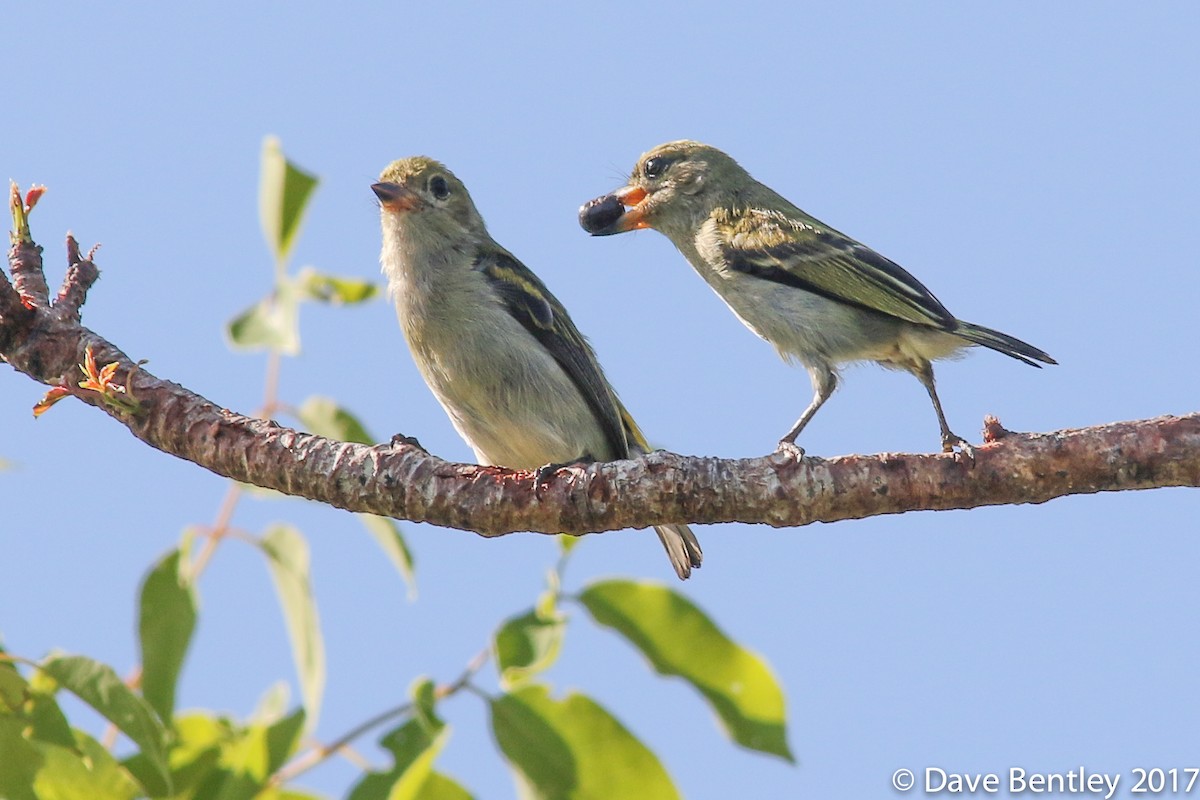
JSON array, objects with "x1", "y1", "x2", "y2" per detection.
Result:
[
  {"x1": 373, "y1": 157, "x2": 702, "y2": 579},
  {"x1": 580, "y1": 140, "x2": 1055, "y2": 456}
]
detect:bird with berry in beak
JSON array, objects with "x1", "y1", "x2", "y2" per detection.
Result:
[
  {"x1": 374, "y1": 157, "x2": 702, "y2": 579},
  {"x1": 580, "y1": 140, "x2": 1054, "y2": 457}
]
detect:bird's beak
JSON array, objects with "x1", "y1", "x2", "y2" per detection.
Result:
[
  {"x1": 579, "y1": 185, "x2": 650, "y2": 236},
  {"x1": 372, "y1": 181, "x2": 422, "y2": 213}
]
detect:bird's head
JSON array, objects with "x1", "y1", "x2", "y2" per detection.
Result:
[
  {"x1": 579, "y1": 140, "x2": 747, "y2": 239},
  {"x1": 373, "y1": 157, "x2": 486, "y2": 244}
]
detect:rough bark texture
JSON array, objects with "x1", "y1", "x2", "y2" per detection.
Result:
[{"x1": 4, "y1": 234, "x2": 1199, "y2": 537}]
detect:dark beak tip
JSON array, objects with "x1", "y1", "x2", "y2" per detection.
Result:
[
  {"x1": 371, "y1": 182, "x2": 397, "y2": 201},
  {"x1": 578, "y1": 193, "x2": 626, "y2": 235}
]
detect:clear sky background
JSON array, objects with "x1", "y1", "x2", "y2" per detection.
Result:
[{"x1": 4, "y1": 3, "x2": 1199, "y2": 798}]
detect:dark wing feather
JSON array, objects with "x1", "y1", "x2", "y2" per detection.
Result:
[
  {"x1": 718, "y1": 210, "x2": 957, "y2": 329},
  {"x1": 475, "y1": 249, "x2": 629, "y2": 459}
]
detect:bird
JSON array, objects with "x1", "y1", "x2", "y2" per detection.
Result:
[
  {"x1": 580, "y1": 140, "x2": 1055, "y2": 457},
  {"x1": 373, "y1": 156, "x2": 702, "y2": 579}
]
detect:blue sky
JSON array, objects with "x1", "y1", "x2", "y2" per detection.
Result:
[{"x1": 4, "y1": 3, "x2": 1199, "y2": 797}]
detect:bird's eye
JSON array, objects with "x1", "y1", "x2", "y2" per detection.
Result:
[
  {"x1": 643, "y1": 156, "x2": 669, "y2": 179},
  {"x1": 429, "y1": 175, "x2": 450, "y2": 200}
]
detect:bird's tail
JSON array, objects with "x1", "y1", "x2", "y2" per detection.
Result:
[
  {"x1": 655, "y1": 524, "x2": 703, "y2": 580},
  {"x1": 619, "y1": 407, "x2": 703, "y2": 579},
  {"x1": 956, "y1": 321, "x2": 1057, "y2": 368}
]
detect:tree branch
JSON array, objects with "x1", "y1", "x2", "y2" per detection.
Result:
[{"x1": 4, "y1": 231, "x2": 1198, "y2": 538}]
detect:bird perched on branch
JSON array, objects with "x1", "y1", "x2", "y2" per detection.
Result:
[
  {"x1": 373, "y1": 157, "x2": 702, "y2": 579},
  {"x1": 580, "y1": 140, "x2": 1055, "y2": 457}
]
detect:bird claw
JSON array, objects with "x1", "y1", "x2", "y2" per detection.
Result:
[
  {"x1": 942, "y1": 434, "x2": 975, "y2": 466},
  {"x1": 533, "y1": 459, "x2": 591, "y2": 497},
  {"x1": 390, "y1": 433, "x2": 427, "y2": 453},
  {"x1": 533, "y1": 462, "x2": 565, "y2": 489},
  {"x1": 775, "y1": 440, "x2": 806, "y2": 461}
]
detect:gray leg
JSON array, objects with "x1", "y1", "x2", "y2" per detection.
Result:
[
  {"x1": 777, "y1": 365, "x2": 837, "y2": 458},
  {"x1": 913, "y1": 361, "x2": 971, "y2": 455}
]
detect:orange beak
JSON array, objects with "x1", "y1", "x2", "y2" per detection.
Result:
[
  {"x1": 578, "y1": 185, "x2": 651, "y2": 236},
  {"x1": 614, "y1": 186, "x2": 650, "y2": 231},
  {"x1": 371, "y1": 181, "x2": 421, "y2": 213}
]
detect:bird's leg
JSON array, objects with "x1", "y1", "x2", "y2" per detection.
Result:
[
  {"x1": 914, "y1": 361, "x2": 974, "y2": 461},
  {"x1": 776, "y1": 366, "x2": 837, "y2": 459}
]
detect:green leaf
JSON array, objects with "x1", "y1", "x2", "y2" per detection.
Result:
[
  {"x1": 383, "y1": 725, "x2": 450, "y2": 800},
  {"x1": 39, "y1": 655, "x2": 172, "y2": 794},
  {"x1": 150, "y1": 712, "x2": 225, "y2": 798},
  {"x1": 490, "y1": 684, "x2": 678, "y2": 800},
  {"x1": 258, "y1": 525, "x2": 325, "y2": 730},
  {"x1": 257, "y1": 788, "x2": 329, "y2": 800},
  {"x1": 0, "y1": 656, "x2": 72, "y2": 749},
  {"x1": 0, "y1": 717, "x2": 42, "y2": 800},
  {"x1": 0, "y1": 662, "x2": 26, "y2": 712},
  {"x1": 226, "y1": 280, "x2": 302, "y2": 355},
  {"x1": 493, "y1": 609, "x2": 566, "y2": 690},
  {"x1": 27, "y1": 666, "x2": 58, "y2": 695},
  {"x1": 243, "y1": 708, "x2": 307, "y2": 781},
  {"x1": 123, "y1": 712, "x2": 222, "y2": 799},
  {"x1": 25, "y1": 688, "x2": 77, "y2": 750},
  {"x1": 179, "y1": 526, "x2": 200, "y2": 563},
  {"x1": 556, "y1": 535, "x2": 580, "y2": 556},
  {"x1": 296, "y1": 266, "x2": 379, "y2": 305},
  {"x1": 251, "y1": 681, "x2": 291, "y2": 724},
  {"x1": 259, "y1": 136, "x2": 318, "y2": 267},
  {"x1": 579, "y1": 579, "x2": 793, "y2": 761},
  {"x1": 347, "y1": 718, "x2": 452, "y2": 800},
  {"x1": 190, "y1": 707, "x2": 305, "y2": 800},
  {"x1": 358, "y1": 515, "x2": 417, "y2": 600},
  {"x1": 415, "y1": 772, "x2": 474, "y2": 800},
  {"x1": 33, "y1": 729, "x2": 142, "y2": 800},
  {"x1": 409, "y1": 676, "x2": 440, "y2": 732},
  {"x1": 491, "y1": 690, "x2": 573, "y2": 797},
  {"x1": 296, "y1": 396, "x2": 374, "y2": 444},
  {"x1": 139, "y1": 548, "x2": 198, "y2": 722},
  {"x1": 535, "y1": 586, "x2": 557, "y2": 620}
]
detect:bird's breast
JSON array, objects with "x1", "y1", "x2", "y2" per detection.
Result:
[{"x1": 397, "y1": 290, "x2": 615, "y2": 469}]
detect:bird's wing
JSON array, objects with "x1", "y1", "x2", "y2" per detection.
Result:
[
  {"x1": 617, "y1": 404, "x2": 653, "y2": 455},
  {"x1": 715, "y1": 207, "x2": 957, "y2": 329},
  {"x1": 475, "y1": 249, "x2": 630, "y2": 459}
]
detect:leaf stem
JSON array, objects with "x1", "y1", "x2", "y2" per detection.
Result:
[
  {"x1": 270, "y1": 645, "x2": 492, "y2": 786},
  {"x1": 189, "y1": 482, "x2": 243, "y2": 580}
]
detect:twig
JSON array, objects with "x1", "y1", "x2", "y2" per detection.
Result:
[{"x1": 269, "y1": 646, "x2": 491, "y2": 786}]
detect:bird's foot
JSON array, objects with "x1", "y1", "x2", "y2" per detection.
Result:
[
  {"x1": 389, "y1": 433, "x2": 427, "y2": 453},
  {"x1": 533, "y1": 456, "x2": 594, "y2": 496},
  {"x1": 775, "y1": 440, "x2": 806, "y2": 461},
  {"x1": 533, "y1": 461, "x2": 568, "y2": 488},
  {"x1": 942, "y1": 433, "x2": 975, "y2": 466}
]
